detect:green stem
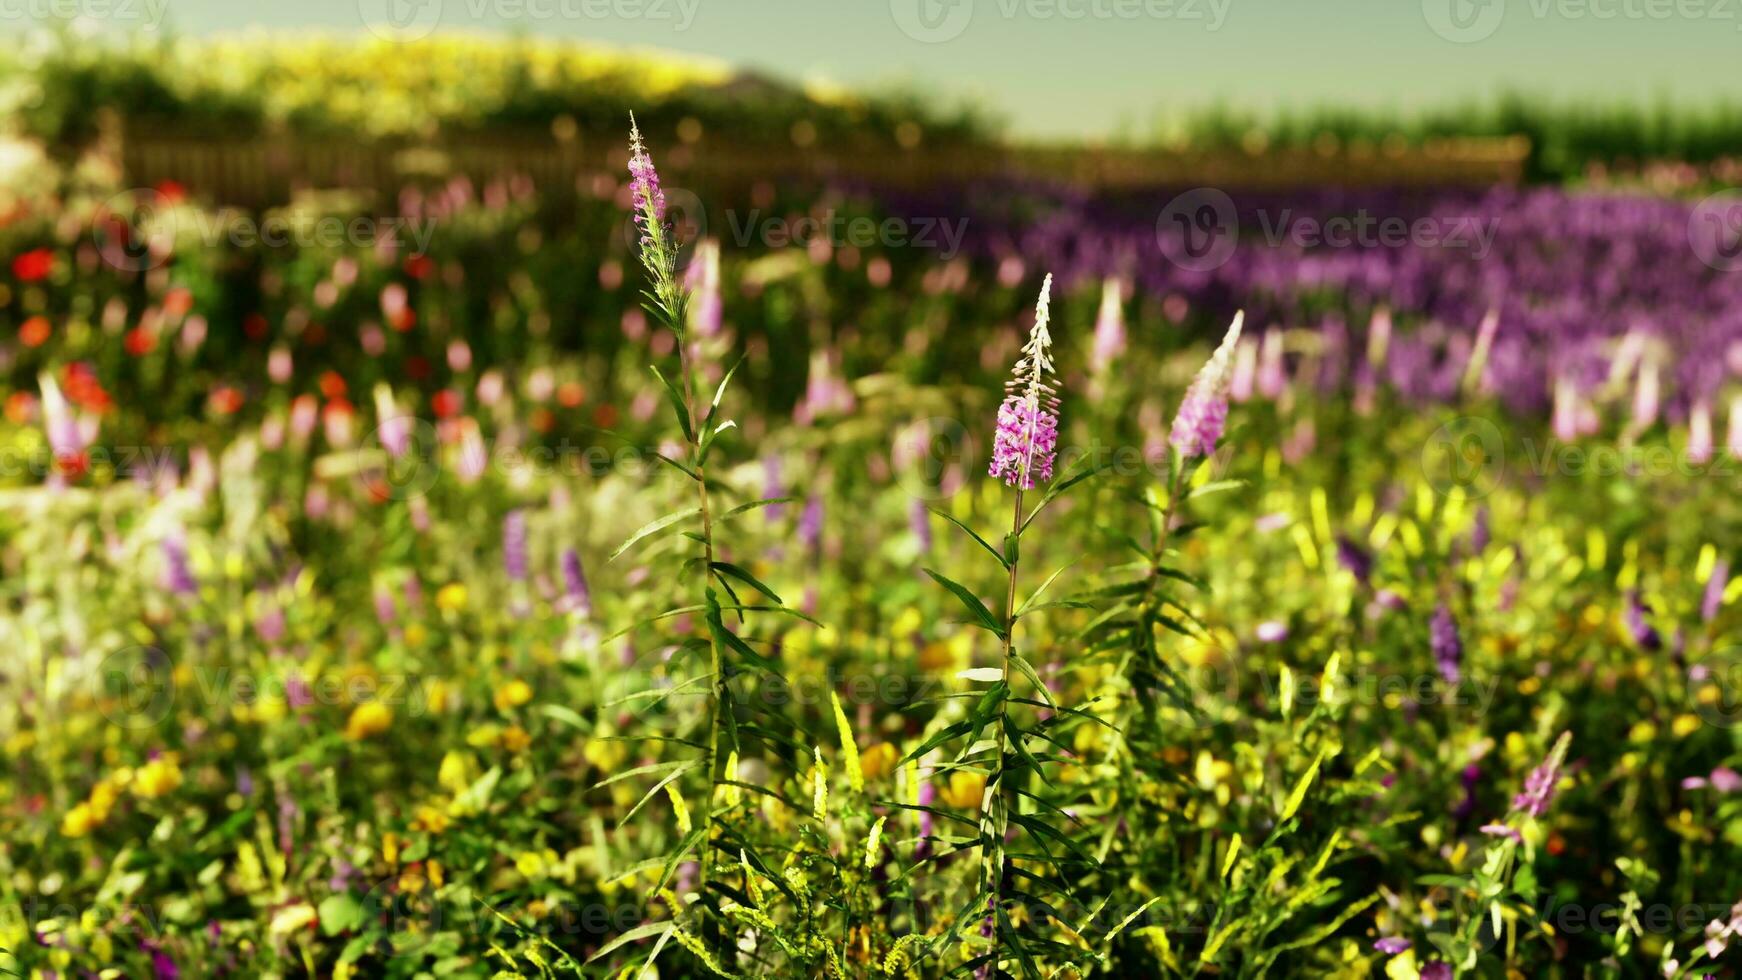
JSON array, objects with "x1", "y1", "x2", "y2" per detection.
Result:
[
  {"x1": 981, "y1": 487, "x2": 1026, "y2": 959},
  {"x1": 676, "y1": 334, "x2": 725, "y2": 918}
]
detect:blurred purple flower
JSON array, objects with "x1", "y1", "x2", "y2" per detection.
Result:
[
  {"x1": 562, "y1": 547, "x2": 593, "y2": 616},
  {"x1": 1704, "y1": 559, "x2": 1729, "y2": 623},
  {"x1": 504, "y1": 509, "x2": 529, "y2": 581},
  {"x1": 1431, "y1": 603, "x2": 1463, "y2": 685},
  {"x1": 1625, "y1": 591, "x2": 1662, "y2": 652},
  {"x1": 162, "y1": 536, "x2": 197, "y2": 596},
  {"x1": 1336, "y1": 536, "x2": 1373, "y2": 586}
]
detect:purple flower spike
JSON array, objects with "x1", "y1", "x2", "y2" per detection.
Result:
[
  {"x1": 627, "y1": 115, "x2": 665, "y2": 240},
  {"x1": 1374, "y1": 937, "x2": 1411, "y2": 955},
  {"x1": 990, "y1": 275, "x2": 1061, "y2": 490},
  {"x1": 1169, "y1": 311, "x2": 1244, "y2": 459},
  {"x1": 1511, "y1": 731, "x2": 1573, "y2": 819}
]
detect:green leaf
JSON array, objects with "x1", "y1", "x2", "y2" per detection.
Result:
[
  {"x1": 1014, "y1": 561, "x2": 1075, "y2": 617},
  {"x1": 711, "y1": 561, "x2": 782, "y2": 604},
  {"x1": 538, "y1": 704, "x2": 590, "y2": 730},
  {"x1": 719, "y1": 496, "x2": 798, "y2": 521},
  {"x1": 931, "y1": 510, "x2": 1010, "y2": 569},
  {"x1": 1278, "y1": 748, "x2": 1325, "y2": 823},
  {"x1": 585, "y1": 921, "x2": 676, "y2": 965},
  {"x1": 317, "y1": 894, "x2": 366, "y2": 936},
  {"x1": 1188, "y1": 478, "x2": 1246, "y2": 500},
  {"x1": 649, "y1": 364, "x2": 693, "y2": 443},
  {"x1": 609, "y1": 508, "x2": 702, "y2": 561},
  {"x1": 923, "y1": 568, "x2": 1004, "y2": 636}
]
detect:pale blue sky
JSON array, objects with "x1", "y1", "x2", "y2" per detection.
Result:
[{"x1": 16, "y1": 0, "x2": 1742, "y2": 139}]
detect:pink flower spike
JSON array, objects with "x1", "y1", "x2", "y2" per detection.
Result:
[
  {"x1": 1169, "y1": 311, "x2": 1244, "y2": 459},
  {"x1": 989, "y1": 274, "x2": 1061, "y2": 490},
  {"x1": 627, "y1": 114, "x2": 666, "y2": 237}
]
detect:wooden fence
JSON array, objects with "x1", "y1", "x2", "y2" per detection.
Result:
[{"x1": 117, "y1": 126, "x2": 1530, "y2": 209}]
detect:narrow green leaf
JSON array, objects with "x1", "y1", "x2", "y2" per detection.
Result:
[
  {"x1": 609, "y1": 508, "x2": 702, "y2": 561},
  {"x1": 923, "y1": 568, "x2": 1004, "y2": 635}
]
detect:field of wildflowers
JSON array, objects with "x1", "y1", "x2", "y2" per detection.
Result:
[{"x1": 2, "y1": 101, "x2": 1742, "y2": 979}]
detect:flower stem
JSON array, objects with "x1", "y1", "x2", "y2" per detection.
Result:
[{"x1": 677, "y1": 338, "x2": 724, "y2": 916}]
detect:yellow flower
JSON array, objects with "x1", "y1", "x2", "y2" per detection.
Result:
[
  {"x1": 345, "y1": 702, "x2": 394, "y2": 740},
  {"x1": 584, "y1": 737, "x2": 628, "y2": 773},
  {"x1": 939, "y1": 770, "x2": 986, "y2": 809},
  {"x1": 494, "y1": 679, "x2": 534, "y2": 712},
  {"x1": 403, "y1": 622, "x2": 429, "y2": 647},
  {"x1": 466, "y1": 723, "x2": 503, "y2": 748},
  {"x1": 499, "y1": 725, "x2": 532, "y2": 753},
  {"x1": 860, "y1": 742, "x2": 899, "y2": 782},
  {"x1": 133, "y1": 756, "x2": 183, "y2": 799},
  {"x1": 438, "y1": 751, "x2": 473, "y2": 794},
  {"x1": 61, "y1": 802, "x2": 100, "y2": 838},
  {"x1": 413, "y1": 804, "x2": 451, "y2": 834},
  {"x1": 435, "y1": 583, "x2": 468, "y2": 612},
  {"x1": 268, "y1": 903, "x2": 318, "y2": 937}
]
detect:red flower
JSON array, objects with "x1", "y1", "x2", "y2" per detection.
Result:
[
  {"x1": 319, "y1": 371, "x2": 348, "y2": 399},
  {"x1": 124, "y1": 327, "x2": 156, "y2": 357},
  {"x1": 4, "y1": 392, "x2": 36, "y2": 424},
  {"x1": 19, "y1": 316, "x2": 51, "y2": 348},
  {"x1": 431, "y1": 389, "x2": 462, "y2": 419},
  {"x1": 209, "y1": 387, "x2": 244, "y2": 415},
  {"x1": 155, "y1": 180, "x2": 186, "y2": 204},
  {"x1": 12, "y1": 248, "x2": 54, "y2": 282},
  {"x1": 163, "y1": 287, "x2": 194, "y2": 318},
  {"x1": 403, "y1": 254, "x2": 434, "y2": 280}
]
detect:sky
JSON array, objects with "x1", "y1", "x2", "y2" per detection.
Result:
[{"x1": 15, "y1": 0, "x2": 1742, "y2": 139}]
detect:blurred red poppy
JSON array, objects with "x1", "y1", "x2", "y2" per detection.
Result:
[
  {"x1": 19, "y1": 315, "x2": 51, "y2": 348},
  {"x1": 3, "y1": 391, "x2": 36, "y2": 424},
  {"x1": 125, "y1": 327, "x2": 157, "y2": 356},
  {"x1": 209, "y1": 386, "x2": 244, "y2": 415},
  {"x1": 431, "y1": 389, "x2": 462, "y2": 419},
  {"x1": 12, "y1": 248, "x2": 54, "y2": 282}
]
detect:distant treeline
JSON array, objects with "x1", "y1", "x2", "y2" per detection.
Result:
[
  {"x1": 3, "y1": 30, "x2": 1738, "y2": 184},
  {"x1": 0, "y1": 30, "x2": 994, "y2": 161},
  {"x1": 1154, "y1": 96, "x2": 1742, "y2": 181}
]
